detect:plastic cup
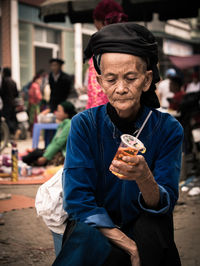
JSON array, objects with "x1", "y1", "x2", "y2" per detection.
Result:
[{"x1": 111, "y1": 134, "x2": 146, "y2": 177}]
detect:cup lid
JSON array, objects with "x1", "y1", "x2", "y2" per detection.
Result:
[{"x1": 120, "y1": 134, "x2": 145, "y2": 151}]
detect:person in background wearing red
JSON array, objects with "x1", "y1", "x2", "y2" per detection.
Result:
[
  {"x1": 86, "y1": 0, "x2": 128, "y2": 109},
  {"x1": 28, "y1": 74, "x2": 42, "y2": 134},
  {"x1": 168, "y1": 76, "x2": 185, "y2": 111}
]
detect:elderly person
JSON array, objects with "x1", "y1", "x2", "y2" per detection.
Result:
[{"x1": 54, "y1": 23, "x2": 183, "y2": 266}]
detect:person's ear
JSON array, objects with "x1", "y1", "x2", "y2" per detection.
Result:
[
  {"x1": 96, "y1": 75, "x2": 106, "y2": 93},
  {"x1": 143, "y1": 70, "x2": 153, "y2": 92}
]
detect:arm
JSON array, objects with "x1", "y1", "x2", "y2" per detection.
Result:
[
  {"x1": 110, "y1": 155, "x2": 160, "y2": 208},
  {"x1": 35, "y1": 85, "x2": 42, "y2": 102},
  {"x1": 110, "y1": 117, "x2": 183, "y2": 213},
  {"x1": 43, "y1": 120, "x2": 71, "y2": 161},
  {"x1": 63, "y1": 114, "x2": 140, "y2": 265},
  {"x1": 63, "y1": 114, "x2": 115, "y2": 228},
  {"x1": 99, "y1": 227, "x2": 140, "y2": 266}
]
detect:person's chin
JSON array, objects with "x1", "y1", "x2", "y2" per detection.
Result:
[{"x1": 114, "y1": 100, "x2": 134, "y2": 111}]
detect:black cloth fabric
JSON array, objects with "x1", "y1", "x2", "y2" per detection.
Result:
[
  {"x1": 103, "y1": 213, "x2": 181, "y2": 266},
  {"x1": 49, "y1": 58, "x2": 64, "y2": 65},
  {"x1": 53, "y1": 213, "x2": 181, "y2": 266},
  {"x1": 22, "y1": 148, "x2": 44, "y2": 165},
  {"x1": 84, "y1": 22, "x2": 160, "y2": 108},
  {"x1": 106, "y1": 102, "x2": 143, "y2": 135},
  {"x1": 49, "y1": 71, "x2": 73, "y2": 112}
]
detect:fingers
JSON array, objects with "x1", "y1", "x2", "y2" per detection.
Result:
[
  {"x1": 109, "y1": 155, "x2": 145, "y2": 180},
  {"x1": 122, "y1": 155, "x2": 141, "y2": 165}
]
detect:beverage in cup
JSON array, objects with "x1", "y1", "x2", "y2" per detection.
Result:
[{"x1": 111, "y1": 134, "x2": 146, "y2": 178}]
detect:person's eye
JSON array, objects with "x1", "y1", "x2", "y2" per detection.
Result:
[
  {"x1": 126, "y1": 77, "x2": 136, "y2": 82},
  {"x1": 107, "y1": 79, "x2": 116, "y2": 83}
]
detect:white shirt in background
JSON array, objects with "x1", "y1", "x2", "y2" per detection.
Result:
[
  {"x1": 157, "y1": 79, "x2": 174, "y2": 109},
  {"x1": 186, "y1": 82, "x2": 200, "y2": 94}
]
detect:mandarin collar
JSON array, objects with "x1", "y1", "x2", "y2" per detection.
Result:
[{"x1": 104, "y1": 104, "x2": 152, "y2": 139}]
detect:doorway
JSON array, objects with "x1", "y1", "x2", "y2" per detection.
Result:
[{"x1": 35, "y1": 46, "x2": 52, "y2": 74}]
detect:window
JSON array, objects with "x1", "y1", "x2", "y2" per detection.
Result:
[{"x1": 34, "y1": 26, "x2": 60, "y2": 44}]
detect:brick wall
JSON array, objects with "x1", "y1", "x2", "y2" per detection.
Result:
[{"x1": 1, "y1": 0, "x2": 11, "y2": 68}]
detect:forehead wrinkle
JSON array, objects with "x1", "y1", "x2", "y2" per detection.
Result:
[{"x1": 100, "y1": 53, "x2": 145, "y2": 75}]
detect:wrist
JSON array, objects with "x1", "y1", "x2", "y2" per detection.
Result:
[
  {"x1": 136, "y1": 169, "x2": 152, "y2": 185},
  {"x1": 127, "y1": 239, "x2": 138, "y2": 255}
]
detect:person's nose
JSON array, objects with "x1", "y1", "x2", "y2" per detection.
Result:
[{"x1": 115, "y1": 80, "x2": 128, "y2": 94}]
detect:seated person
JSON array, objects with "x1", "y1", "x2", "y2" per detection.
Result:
[
  {"x1": 53, "y1": 23, "x2": 183, "y2": 266},
  {"x1": 22, "y1": 101, "x2": 76, "y2": 166}
]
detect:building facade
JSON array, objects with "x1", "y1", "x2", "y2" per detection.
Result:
[
  {"x1": 0, "y1": 0, "x2": 199, "y2": 90},
  {"x1": 0, "y1": 0, "x2": 95, "y2": 89}
]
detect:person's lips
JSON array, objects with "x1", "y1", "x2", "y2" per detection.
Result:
[{"x1": 113, "y1": 98, "x2": 132, "y2": 101}]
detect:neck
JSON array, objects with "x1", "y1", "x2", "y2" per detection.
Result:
[
  {"x1": 53, "y1": 71, "x2": 60, "y2": 75},
  {"x1": 115, "y1": 104, "x2": 141, "y2": 121}
]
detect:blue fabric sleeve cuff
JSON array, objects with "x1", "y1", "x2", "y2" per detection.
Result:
[
  {"x1": 84, "y1": 213, "x2": 116, "y2": 228},
  {"x1": 138, "y1": 185, "x2": 170, "y2": 214}
]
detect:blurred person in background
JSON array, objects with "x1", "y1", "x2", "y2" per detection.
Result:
[
  {"x1": 86, "y1": 0, "x2": 128, "y2": 109},
  {"x1": 28, "y1": 73, "x2": 42, "y2": 134},
  {"x1": 157, "y1": 68, "x2": 177, "y2": 109},
  {"x1": 0, "y1": 67, "x2": 2, "y2": 112},
  {"x1": 49, "y1": 58, "x2": 73, "y2": 112},
  {"x1": 186, "y1": 72, "x2": 200, "y2": 94},
  {"x1": 22, "y1": 69, "x2": 48, "y2": 112},
  {"x1": 179, "y1": 72, "x2": 200, "y2": 174},
  {"x1": 0, "y1": 67, "x2": 19, "y2": 137},
  {"x1": 22, "y1": 101, "x2": 76, "y2": 166},
  {"x1": 168, "y1": 75, "x2": 185, "y2": 111}
]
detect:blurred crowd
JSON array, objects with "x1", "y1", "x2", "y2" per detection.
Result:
[
  {"x1": 0, "y1": 0, "x2": 199, "y2": 173},
  {"x1": 0, "y1": 1, "x2": 200, "y2": 263},
  {"x1": 157, "y1": 68, "x2": 200, "y2": 176}
]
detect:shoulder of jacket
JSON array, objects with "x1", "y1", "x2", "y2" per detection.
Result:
[
  {"x1": 71, "y1": 106, "x2": 105, "y2": 128},
  {"x1": 155, "y1": 109, "x2": 183, "y2": 135}
]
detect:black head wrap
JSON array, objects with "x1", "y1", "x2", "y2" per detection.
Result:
[{"x1": 84, "y1": 22, "x2": 160, "y2": 108}]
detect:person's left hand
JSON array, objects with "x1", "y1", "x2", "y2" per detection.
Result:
[
  {"x1": 109, "y1": 155, "x2": 151, "y2": 182},
  {"x1": 37, "y1": 156, "x2": 47, "y2": 166}
]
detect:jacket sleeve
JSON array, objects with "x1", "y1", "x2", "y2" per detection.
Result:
[
  {"x1": 43, "y1": 120, "x2": 71, "y2": 161},
  {"x1": 62, "y1": 114, "x2": 116, "y2": 228},
  {"x1": 138, "y1": 115, "x2": 184, "y2": 214}
]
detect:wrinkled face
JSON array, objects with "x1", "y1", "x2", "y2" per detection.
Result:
[
  {"x1": 97, "y1": 53, "x2": 152, "y2": 118},
  {"x1": 55, "y1": 105, "x2": 68, "y2": 121}
]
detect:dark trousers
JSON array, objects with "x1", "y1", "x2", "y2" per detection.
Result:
[
  {"x1": 53, "y1": 213, "x2": 181, "y2": 266},
  {"x1": 22, "y1": 148, "x2": 44, "y2": 165}
]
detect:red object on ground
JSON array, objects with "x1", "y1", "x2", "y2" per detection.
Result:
[
  {"x1": 0, "y1": 175, "x2": 51, "y2": 185},
  {"x1": 0, "y1": 194, "x2": 35, "y2": 212}
]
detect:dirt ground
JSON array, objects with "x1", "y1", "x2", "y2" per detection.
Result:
[
  {"x1": 0, "y1": 182, "x2": 200, "y2": 266},
  {"x1": 1, "y1": 138, "x2": 200, "y2": 266}
]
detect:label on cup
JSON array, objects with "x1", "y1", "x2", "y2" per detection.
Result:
[{"x1": 121, "y1": 134, "x2": 146, "y2": 153}]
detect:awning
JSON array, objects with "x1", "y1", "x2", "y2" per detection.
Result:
[
  {"x1": 169, "y1": 55, "x2": 200, "y2": 69},
  {"x1": 39, "y1": 0, "x2": 200, "y2": 24}
]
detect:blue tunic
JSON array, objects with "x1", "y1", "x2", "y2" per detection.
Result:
[{"x1": 63, "y1": 104, "x2": 184, "y2": 228}]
